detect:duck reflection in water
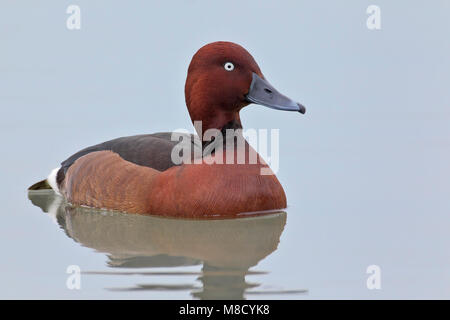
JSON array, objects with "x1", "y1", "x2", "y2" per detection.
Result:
[{"x1": 29, "y1": 190, "x2": 306, "y2": 299}]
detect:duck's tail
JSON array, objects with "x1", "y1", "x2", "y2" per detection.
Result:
[
  {"x1": 28, "y1": 179, "x2": 51, "y2": 190},
  {"x1": 28, "y1": 167, "x2": 61, "y2": 195}
]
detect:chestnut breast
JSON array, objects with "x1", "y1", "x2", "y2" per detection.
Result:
[{"x1": 62, "y1": 148, "x2": 286, "y2": 218}]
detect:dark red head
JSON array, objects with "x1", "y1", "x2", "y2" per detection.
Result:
[{"x1": 185, "y1": 41, "x2": 305, "y2": 135}]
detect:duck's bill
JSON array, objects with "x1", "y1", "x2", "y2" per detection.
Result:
[{"x1": 245, "y1": 73, "x2": 306, "y2": 114}]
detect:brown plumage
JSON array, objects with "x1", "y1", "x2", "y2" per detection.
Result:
[
  {"x1": 62, "y1": 145, "x2": 286, "y2": 218},
  {"x1": 29, "y1": 41, "x2": 306, "y2": 218}
]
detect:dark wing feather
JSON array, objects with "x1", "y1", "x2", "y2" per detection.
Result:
[{"x1": 58, "y1": 133, "x2": 198, "y2": 185}]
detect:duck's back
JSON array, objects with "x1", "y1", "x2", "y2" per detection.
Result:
[
  {"x1": 61, "y1": 132, "x2": 196, "y2": 172},
  {"x1": 29, "y1": 132, "x2": 198, "y2": 191}
]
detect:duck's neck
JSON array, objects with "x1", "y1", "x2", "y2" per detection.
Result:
[
  {"x1": 202, "y1": 118, "x2": 243, "y2": 150},
  {"x1": 188, "y1": 104, "x2": 243, "y2": 148},
  {"x1": 191, "y1": 110, "x2": 241, "y2": 135}
]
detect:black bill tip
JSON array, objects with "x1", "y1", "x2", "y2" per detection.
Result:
[{"x1": 297, "y1": 103, "x2": 306, "y2": 114}]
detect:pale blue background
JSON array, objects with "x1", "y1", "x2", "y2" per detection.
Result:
[{"x1": 0, "y1": 0, "x2": 449, "y2": 299}]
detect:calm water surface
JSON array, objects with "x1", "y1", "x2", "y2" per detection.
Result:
[{"x1": 28, "y1": 191, "x2": 300, "y2": 299}]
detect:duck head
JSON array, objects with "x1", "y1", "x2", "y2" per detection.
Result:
[{"x1": 185, "y1": 41, "x2": 306, "y2": 135}]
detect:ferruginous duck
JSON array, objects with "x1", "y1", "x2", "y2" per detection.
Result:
[{"x1": 28, "y1": 41, "x2": 306, "y2": 218}]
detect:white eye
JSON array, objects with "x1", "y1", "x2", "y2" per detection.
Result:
[{"x1": 224, "y1": 62, "x2": 234, "y2": 71}]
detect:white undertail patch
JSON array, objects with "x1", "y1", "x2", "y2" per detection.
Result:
[{"x1": 47, "y1": 167, "x2": 61, "y2": 195}]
